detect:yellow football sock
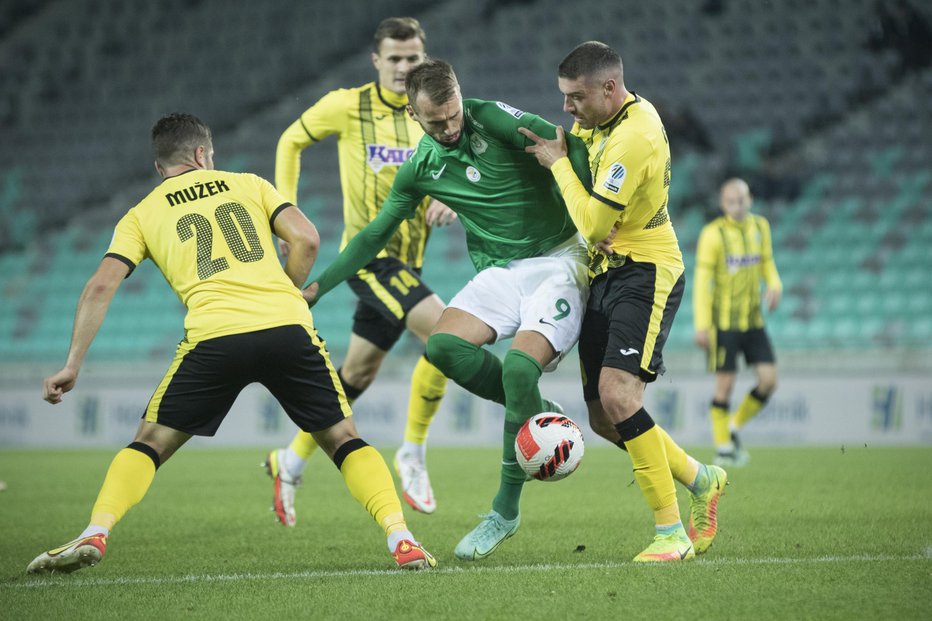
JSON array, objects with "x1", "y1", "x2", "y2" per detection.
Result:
[
  {"x1": 622, "y1": 421, "x2": 680, "y2": 526},
  {"x1": 711, "y1": 401, "x2": 731, "y2": 448},
  {"x1": 403, "y1": 355, "x2": 448, "y2": 445},
  {"x1": 656, "y1": 426, "x2": 699, "y2": 488},
  {"x1": 340, "y1": 445, "x2": 408, "y2": 536},
  {"x1": 89, "y1": 446, "x2": 157, "y2": 530},
  {"x1": 733, "y1": 389, "x2": 766, "y2": 429},
  {"x1": 289, "y1": 431, "x2": 319, "y2": 460}
]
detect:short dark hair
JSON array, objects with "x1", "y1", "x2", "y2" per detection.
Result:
[
  {"x1": 373, "y1": 17, "x2": 426, "y2": 53},
  {"x1": 558, "y1": 41, "x2": 623, "y2": 80},
  {"x1": 405, "y1": 59, "x2": 459, "y2": 108},
  {"x1": 151, "y1": 113, "x2": 211, "y2": 167}
]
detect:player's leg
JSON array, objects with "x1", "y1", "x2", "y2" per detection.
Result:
[
  {"x1": 28, "y1": 334, "x2": 245, "y2": 574},
  {"x1": 455, "y1": 250, "x2": 588, "y2": 560},
  {"x1": 729, "y1": 328, "x2": 777, "y2": 466},
  {"x1": 597, "y1": 262, "x2": 696, "y2": 561},
  {"x1": 711, "y1": 369, "x2": 738, "y2": 465},
  {"x1": 392, "y1": 292, "x2": 448, "y2": 513},
  {"x1": 264, "y1": 304, "x2": 390, "y2": 525},
  {"x1": 425, "y1": 308, "x2": 503, "y2": 403},
  {"x1": 263, "y1": 324, "x2": 435, "y2": 569}
]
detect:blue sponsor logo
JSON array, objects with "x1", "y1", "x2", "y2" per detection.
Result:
[
  {"x1": 725, "y1": 254, "x2": 762, "y2": 270},
  {"x1": 871, "y1": 385, "x2": 902, "y2": 432},
  {"x1": 366, "y1": 144, "x2": 415, "y2": 173}
]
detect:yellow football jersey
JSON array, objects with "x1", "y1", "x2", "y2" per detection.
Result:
[
  {"x1": 276, "y1": 82, "x2": 431, "y2": 267},
  {"x1": 106, "y1": 169, "x2": 313, "y2": 343},
  {"x1": 693, "y1": 213, "x2": 781, "y2": 331},
  {"x1": 573, "y1": 93, "x2": 683, "y2": 275}
]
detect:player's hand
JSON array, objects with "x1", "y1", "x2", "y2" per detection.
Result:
[
  {"x1": 595, "y1": 225, "x2": 618, "y2": 255},
  {"x1": 43, "y1": 366, "x2": 79, "y2": 404},
  {"x1": 694, "y1": 330, "x2": 710, "y2": 350},
  {"x1": 426, "y1": 200, "x2": 457, "y2": 227},
  {"x1": 302, "y1": 282, "x2": 320, "y2": 307},
  {"x1": 518, "y1": 125, "x2": 568, "y2": 169},
  {"x1": 764, "y1": 288, "x2": 781, "y2": 311},
  {"x1": 278, "y1": 238, "x2": 290, "y2": 258}
]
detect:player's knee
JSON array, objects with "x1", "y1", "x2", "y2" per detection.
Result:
[
  {"x1": 588, "y1": 411, "x2": 618, "y2": 442},
  {"x1": 340, "y1": 364, "x2": 378, "y2": 391},
  {"x1": 599, "y1": 384, "x2": 642, "y2": 419},
  {"x1": 425, "y1": 332, "x2": 465, "y2": 375},
  {"x1": 756, "y1": 377, "x2": 777, "y2": 398}
]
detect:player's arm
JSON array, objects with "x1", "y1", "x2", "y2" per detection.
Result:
[
  {"x1": 44, "y1": 257, "x2": 129, "y2": 404},
  {"x1": 275, "y1": 90, "x2": 346, "y2": 205},
  {"x1": 272, "y1": 204, "x2": 319, "y2": 288},
  {"x1": 519, "y1": 125, "x2": 620, "y2": 244},
  {"x1": 304, "y1": 207, "x2": 405, "y2": 304},
  {"x1": 692, "y1": 225, "x2": 719, "y2": 349},
  {"x1": 759, "y1": 216, "x2": 782, "y2": 311},
  {"x1": 305, "y1": 164, "x2": 424, "y2": 304}
]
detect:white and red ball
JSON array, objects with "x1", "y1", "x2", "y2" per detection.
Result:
[{"x1": 515, "y1": 413, "x2": 585, "y2": 481}]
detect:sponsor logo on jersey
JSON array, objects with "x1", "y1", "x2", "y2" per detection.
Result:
[
  {"x1": 725, "y1": 254, "x2": 762, "y2": 273},
  {"x1": 602, "y1": 162, "x2": 626, "y2": 194},
  {"x1": 366, "y1": 144, "x2": 415, "y2": 173},
  {"x1": 466, "y1": 166, "x2": 481, "y2": 182},
  {"x1": 470, "y1": 134, "x2": 488, "y2": 155},
  {"x1": 496, "y1": 101, "x2": 525, "y2": 118}
]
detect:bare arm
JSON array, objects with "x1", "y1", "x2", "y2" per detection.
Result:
[
  {"x1": 272, "y1": 205, "x2": 320, "y2": 288},
  {"x1": 43, "y1": 257, "x2": 129, "y2": 403}
]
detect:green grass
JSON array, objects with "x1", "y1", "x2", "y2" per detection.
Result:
[{"x1": 1, "y1": 446, "x2": 931, "y2": 619}]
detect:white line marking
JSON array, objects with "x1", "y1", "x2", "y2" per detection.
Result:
[{"x1": 5, "y1": 553, "x2": 928, "y2": 590}]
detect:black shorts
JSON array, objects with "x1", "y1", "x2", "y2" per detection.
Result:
[
  {"x1": 578, "y1": 259, "x2": 685, "y2": 402},
  {"x1": 144, "y1": 325, "x2": 350, "y2": 436},
  {"x1": 709, "y1": 327, "x2": 776, "y2": 372},
  {"x1": 346, "y1": 257, "x2": 434, "y2": 351}
]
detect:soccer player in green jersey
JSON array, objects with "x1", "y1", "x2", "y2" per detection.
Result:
[
  {"x1": 305, "y1": 59, "x2": 593, "y2": 560},
  {"x1": 26, "y1": 114, "x2": 435, "y2": 574},
  {"x1": 522, "y1": 42, "x2": 726, "y2": 561},
  {"x1": 694, "y1": 178, "x2": 781, "y2": 466}
]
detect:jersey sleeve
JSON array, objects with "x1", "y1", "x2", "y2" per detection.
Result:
[
  {"x1": 275, "y1": 89, "x2": 349, "y2": 205},
  {"x1": 381, "y1": 160, "x2": 427, "y2": 220},
  {"x1": 693, "y1": 224, "x2": 721, "y2": 331},
  {"x1": 105, "y1": 209, "x2": 147, "y2": 276},
  {"x1": 313, "y1": 208, "x2": 405, "y2": 300},
  {"x1": 593, "y1": 131, "x2": 652, "y2": 209},
  {"x1": 252, "y1": 174, "x2": 293, "y2": 227},
  {"x1": 550, "y1": 155, "x2": 622, "y2": 245},
  {"x1": 758, "y1": 216, "x2": 782, "y2": 291}
]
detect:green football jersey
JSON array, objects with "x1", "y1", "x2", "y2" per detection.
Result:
[
  {"x1": 384, "y1": 99, "x2": 590, "y2": 271},
  {"x1": 313, "y1": 98, "x2": 592, "y2": 298}
]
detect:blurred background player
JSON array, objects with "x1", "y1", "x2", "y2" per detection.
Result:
[
  {"x1": 693, "y1": 178, "x2": 781, "y2": 467},
  {"x1": 27, "y1": 113, "x2": 435, "y2": 574},
  {"x1": 521, "y1": 41, "x2": 727, "y2": 561},
  {"x1": 264, "y1": 17, "x2": 456, "y2": 523},
  {"x1": 304, "y1": 59, "x2": 592, "y2": 561}
]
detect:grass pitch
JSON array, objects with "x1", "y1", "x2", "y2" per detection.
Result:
[{"x1": 1, "y1": 446, "x2": 930, "y2": 619}]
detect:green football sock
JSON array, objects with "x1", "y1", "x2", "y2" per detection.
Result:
[
  {"x1": 425, "y1": 333, "x2": 505, "y2": 405},
  {"x1": 492, "y1": 349, "x2": 543, "y2": 520}
]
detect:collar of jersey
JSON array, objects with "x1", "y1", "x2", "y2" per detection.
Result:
[
  {"x1": 598, "y1": 92, "x2": 640, "y2": 131},
  {"x1": 375, "y1": 84, "x2": 408, "y2": 111},
  {"x1": 161, "y1": 167, "x2": 202, "y2": 181}
]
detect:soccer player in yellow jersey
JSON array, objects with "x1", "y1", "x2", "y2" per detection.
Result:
[
  {"x1": 264, "y1": 17, "x2": 453, "y2": 522},
  {"x1": 26, "y1": 113, "x2": 435, "y2": 574},
  {"x1": 694, "y1": 178, "x2": 781, "y2": 467},
  {"x1": 521, "y1": 41, "x2": 727, "y2": 561}
]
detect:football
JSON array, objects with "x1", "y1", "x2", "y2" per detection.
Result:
[{"x1": 515, "y1": 413, "x2": 585, "y2": 481}]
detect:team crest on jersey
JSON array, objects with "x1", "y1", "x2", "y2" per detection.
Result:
[
  {"x1": 366, "y1": 144, "x2": 415, "y2": 173},
  {"x1": 470, "y1": 134, "x2": 488, "y2": 154},
  {"x1": 466, "y1": 166, "x2": 481, "y2": 182},
  {"x1": 602, "y1": 162, "x2": 626, "y2": 194},
  {"x1": 496, "y1": 101, "x2": 525, "y2": 119}
]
